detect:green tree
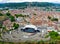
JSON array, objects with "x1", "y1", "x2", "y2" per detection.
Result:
[
  {"x1": 6, "y1": 12, "x2": 11, "y2": 16},
  {"x1": 2, "y1": 26, "x2": 7, "y2": 32},
  {"x1": 15, "y1": 14, "x2": 18, "y2": 18},
  {"x1": 33, "y1": 13, "x2": 36, "y2": 15},
  {"x1": 48, "y1": 16, "x2": 51, "y2": 19},
  {"x1": 0, "y1": 24, "x2": 2, "y2": 28},
  {"x1": 9, "y1": 16, "x2": 15, "y2": 22},
  {"x1": 51, "y1": 18, "x2": 58, "y2": 22},
  {"x1": 15, "y1": 14, "x2": 27, "y2": 18},
  {"x1": 13, "y1": 23, "x2": 19, "y2": 29},
  {"x1": 49, "y1": 31, "x2": 59, "y2": 39},
  {"x1": 0, "y1": 13, "x2": 3, "y2": 16},
  {"x1": 56, "y1": 36, "x2": 60, "y2": 40},
  {"x1": 37, "y1": 41, "x2": 41, "y2": 44}
]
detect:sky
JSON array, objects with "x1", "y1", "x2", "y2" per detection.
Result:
[{"x1": 0, "y1": 0, "x2": 60, "y2": 3}]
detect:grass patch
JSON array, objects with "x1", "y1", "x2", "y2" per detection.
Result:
[{"x1": 0, "y1": 16, "x2": 6, "y2": 21}]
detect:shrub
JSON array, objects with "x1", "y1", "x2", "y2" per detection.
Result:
[{"x1": 33, "y1": 13, "x2": 36, "y2": 15}]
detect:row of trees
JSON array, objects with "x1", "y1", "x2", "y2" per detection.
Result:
[
  {"x1": 0, "y1": 40, "x2": 60, "y2": 44},
  {"x1": 15, "y1": 14, "x2": 29, "y2": 18},
  {"x1": 48, "y1": 16, "x2": 58, "y2": 21}
]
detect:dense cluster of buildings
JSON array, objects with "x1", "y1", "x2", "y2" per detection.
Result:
[
  {"x1": 0, "y1": 7, "x2": 60, "y2": 42},
  {"x1": 1, "y1": 7, "x2": 60, "y2": 32}
]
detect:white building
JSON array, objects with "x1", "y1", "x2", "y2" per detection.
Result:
[
  {"x1": 23, "y1": 24, "x2": 37, "y2": 30},
  {"x1": 16, "y1": 17, "x2": 24, "y2": 22}
]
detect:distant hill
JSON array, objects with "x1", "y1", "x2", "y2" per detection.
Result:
[{"x1": 0, "y1": 2, "x2": 60, "y2": 9}]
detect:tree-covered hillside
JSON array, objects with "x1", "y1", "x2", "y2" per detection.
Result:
[{"x1": 0, "y1": 2, "x2": 60, "y2": 9}]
